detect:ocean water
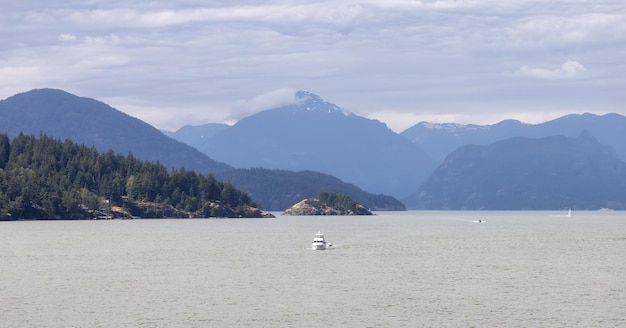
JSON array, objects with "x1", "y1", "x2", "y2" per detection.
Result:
[{"x1": 1, "y1": 211, "x2": 624, "y2": 327}]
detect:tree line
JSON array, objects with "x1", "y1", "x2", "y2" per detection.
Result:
[
  {"x1": 215, "y1": 168, "x2": 406, "y2": 211},
  {"x1": 313, "y1": 191, "x2": 369, "y2": 213},
  {"x1": 0, "y1": 133, "x2": 260, "y2": 219}
]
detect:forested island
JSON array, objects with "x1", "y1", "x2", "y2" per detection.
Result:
[
  {"x1": 0, "y1": 133, "x2": 273, "y2": 220},
  {"x1": 283, "y1": 191, "x2": 374, "y2": 215}
]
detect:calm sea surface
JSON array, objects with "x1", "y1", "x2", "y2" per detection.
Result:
[{"x1": 1, "y1": 211, "x2": 625, "y2": 327}]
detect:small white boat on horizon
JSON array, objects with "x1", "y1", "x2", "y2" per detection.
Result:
[{"x1": 312, "y1": 231, "x2": 327, "y2": 250}]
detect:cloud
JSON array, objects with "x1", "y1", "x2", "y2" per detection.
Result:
[
  {"x1": 1, "y1": 1, "x2": 625, "y2": 132},
  {"x1": 54, "y1": 3, "x2": 368, "y2": 36},
  {"x1": 109, "y1": 102, "x2": 215, "y2": 132},
  {"x1": 517, "y1": 60, "x2": 587, "y2": 80},
  {"x1": 58, "y1": 33, "x2": 77, "y2": 42},
  {"x1": 230, "y1": 88, "x2": 298, "y2": 121},
  {"x1": 84, "y1": 33, "x2": 121, "y2": 45}
]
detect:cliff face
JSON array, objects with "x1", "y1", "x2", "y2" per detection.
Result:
[{"x1": 283, "y1": 198, "x2": 373, "y2": 216}]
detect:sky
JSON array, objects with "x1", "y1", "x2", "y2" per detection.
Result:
[{"x1": 1, "y1": 0, "x2": 625, "y2": 133}]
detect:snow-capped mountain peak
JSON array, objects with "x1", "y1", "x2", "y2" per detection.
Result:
[{"x1": 295, "y1": 91, "x2": 347, "y2": 115}]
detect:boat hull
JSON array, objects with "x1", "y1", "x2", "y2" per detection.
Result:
[{"x1": 312, "y1": 243, "x2": 326, "y2": 250}]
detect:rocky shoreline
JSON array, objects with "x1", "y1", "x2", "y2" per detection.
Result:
[{"x1": 283, "y1": 197, "x2": 373, "y2": 216}]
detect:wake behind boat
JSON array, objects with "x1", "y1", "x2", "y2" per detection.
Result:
[{"x1": 551, "y1": 209, "x2": 572, "y2": 217}]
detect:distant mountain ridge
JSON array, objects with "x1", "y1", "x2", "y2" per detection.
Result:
[
  {"x1": 408, "y1": 132, "x2": 626, "y2": 210},
  {"x1": 0, "y1": 89, "x2": 404, "y2": 211},
  {"x1": 215, "y1": 168, "x2": 406, "y2": 211},
  {"x1": 0, "y1": 89, "x2": 229, "y2": 173},
  {"x1": 186, "y1": 91, "x2": 437, "y2": 198},
  {"x1": 7, "y1": 88, "x2": 625, "y2": 211},
  {"x1": 161, "y1": 123, "x2": 229, "y2": 150},
  {"x1": 402, "y1": 113, "x2": 626, "y2": 162}
]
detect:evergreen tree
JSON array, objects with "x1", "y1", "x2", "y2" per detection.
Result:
[{"x1": 0, "y1": 133, "x2": 9, "y2": 169}]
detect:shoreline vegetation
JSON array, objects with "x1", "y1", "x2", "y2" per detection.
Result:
[
  {"x1": 283, "y1": 191, "x2": 374, "y2": 216},
  {"x1": 0, "y1": 133, "x2": 273, "y2": 220}
]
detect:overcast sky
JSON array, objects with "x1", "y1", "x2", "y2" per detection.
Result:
[{"x1": 1, "y1": 0, "x2": 625, "y2": 132}]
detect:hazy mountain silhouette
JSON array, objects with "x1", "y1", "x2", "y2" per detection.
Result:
[
  {"x1": 161, "y1": 123, "x2": 229, "y2": 151},
  {"x1": 407, "y1": 131, "x2": 626, "y2": 210},
  {"x1": 216, "y1": 168, "x2": 406, "y2": 211},
  {"x1": 0, "y1": 89, "x2": 404, "y2": 211},
  {"x1": 9, "y1": 88, "x2": 622, "y2": 211},
  {"x1": 193, "y1": 91, "x2": 437, "y2": 198},
  {"x1": 0, "y1": 89, "x2": 229, "y2": 173},
  {"x1": 402, "y1": 113, "x2": 626, "y2": 162}
]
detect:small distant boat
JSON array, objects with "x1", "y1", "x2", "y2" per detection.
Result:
[
  {"x1": 566, "y1": 208, "x2": 572, "y2": 217},
  {"x1": 312, "y1": 231, "x2": 327, "y2": 250}
]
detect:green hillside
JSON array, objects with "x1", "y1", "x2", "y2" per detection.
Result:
[{"x1": 0, "y1": 133, "x2": 271, "y2": 220}]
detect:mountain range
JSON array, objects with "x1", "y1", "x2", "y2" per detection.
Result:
[
  {"x1": 166, "y1": 92, "x2": 626, "y2": 210},
  {"x1": 3, "y1": 88, "x2": 626, "y2": 210},
  {"x1": 401, "y1": 113, "x2": 626, "y2": 162},
  {"x1": 170, "y1": 91, "x2": 437, "y2": 198},
  {"x1": 408, "y1": 131, "x2": 626, "y2": 210},
  {"x1": 0, "y1": 89, "x2": 404, "y2": 211}
]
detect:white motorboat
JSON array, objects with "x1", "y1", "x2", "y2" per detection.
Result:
[{"x1": 312, "y1": 231, "x2": 327, "y2": 250}]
